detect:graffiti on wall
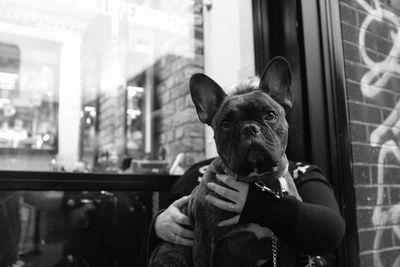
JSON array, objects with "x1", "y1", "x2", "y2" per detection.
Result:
[
  {"x1": 358, "y1": 0, "x2": 400, "y2": 266},
  {"x1": 358, "y1": 0, "x2": 400, "y2": 98}
]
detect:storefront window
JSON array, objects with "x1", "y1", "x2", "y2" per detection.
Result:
[
  {"x1": 0, "y1": 1, "x2": 257, "y2": 266},
  {"x1": 1, "y1": 190, "x2": 153, "y2": 266},
  {"x1": 0, "y1": 0, "x2": 204, "y2": 173}
]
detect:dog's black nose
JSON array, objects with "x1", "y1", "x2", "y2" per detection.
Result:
[{"x1": 241, "y1": 124, "x2": 261, "y2": 137}]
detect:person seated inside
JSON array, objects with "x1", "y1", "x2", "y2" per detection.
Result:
[{"x1": 143, "y1": 156, "x2": 345, "y2": 267}]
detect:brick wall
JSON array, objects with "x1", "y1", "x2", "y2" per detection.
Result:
[
  {"x1": 153, "y1": 1, "x2": 205, "y2": 170},
  {"x1": 95, "y1": 0, "x2": 205, "y2": 172},
  {"x1": 98, "y1": 85, "x2": 126, "y2": 152},
  {"x1": 339, "y1": 0, "x2": 400, "y2": 266},
  {"x1": 96, "y1": 85, "x2": 126, "y2": 171}
]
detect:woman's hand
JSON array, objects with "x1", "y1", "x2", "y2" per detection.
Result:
[
  {"x1": 205, "y1": 174, "x2": 249, "y2": 227},
  {"x1": 154, "y1": 195, "x2": 194, "y2": 246}
]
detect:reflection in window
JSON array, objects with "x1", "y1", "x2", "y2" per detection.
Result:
[
  {"x1": 0, "y1": 190, "x2": 152, "y2": 267},
  {"x1": 0, "y1": 43, "x2": 58, "y2": 151},
  {"x1": 0, "y1": 0, "x2": 205, "y2": 172},
  {"x1": 126, "y1": 85, "x2": 144, "y2": 154}
]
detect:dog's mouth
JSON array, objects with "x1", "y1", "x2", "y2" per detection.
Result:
[{"x1": 227, "y1": 144, "x2": 282, "y2": 176}]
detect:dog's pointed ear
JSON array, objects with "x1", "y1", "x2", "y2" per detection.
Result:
[
  {"x1": 259, "y1": 56, "x2": 293, "y2": 113},
  {"x1": 190, "y1": 73, "x2": 227, "y2": 125}
]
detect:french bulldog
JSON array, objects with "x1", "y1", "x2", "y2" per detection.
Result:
[{"x1": 150, "y1": 57, "x2": 301, "y2": 267}]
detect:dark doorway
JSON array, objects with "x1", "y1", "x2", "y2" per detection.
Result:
[
  {"x1": 253, "y1": 0, "x2": 311, "y2": 165},
  {"x1": 252, "y1": 0, "x2": 358, "y2": 266}
]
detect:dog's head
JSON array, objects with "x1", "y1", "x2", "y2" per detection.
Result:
[{"x1": 190, "y1": 57, "x2": 293, "y2": 176}]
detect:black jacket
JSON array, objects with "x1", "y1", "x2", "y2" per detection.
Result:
[{"x1": 145, "y1": 158, "x2": 345, "y2": 267}]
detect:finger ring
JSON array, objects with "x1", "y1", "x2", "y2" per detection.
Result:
[
  {"x1": 169, "y1": 232, "x2": 177, "y2": 242},
  {"x1": 231, "y1": 203, "x2": 236, "y2": 213}
]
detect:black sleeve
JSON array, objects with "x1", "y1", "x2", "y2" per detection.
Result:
[
  {"x1": 239, "y1": 165, "x2": 345, "y2": 255},
  {"x1": 143, "y1": 209, "x2": 165, "y2": 263}
]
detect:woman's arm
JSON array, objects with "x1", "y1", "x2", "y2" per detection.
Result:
[{"x1": 239, "y1": 170, "x2": 345, "y2": 255}]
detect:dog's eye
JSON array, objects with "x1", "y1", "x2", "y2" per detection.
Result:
[
  {"x1": 264, "y1": 111, "x2": 276, "y2": 122},
  {"x1": 221, "y1": 120, "x2": 230, "y2": 129}
]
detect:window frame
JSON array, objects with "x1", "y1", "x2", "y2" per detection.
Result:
[{"x1": 0, "y1": 171, "x2": 178, "y2": 191}]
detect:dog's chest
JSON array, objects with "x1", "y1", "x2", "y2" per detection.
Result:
[{"x1": 190, "y1": 169, "x2": 233, "y2": 225}]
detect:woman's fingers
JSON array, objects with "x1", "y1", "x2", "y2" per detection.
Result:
[
  {"x1": 171, "y1": 223, "x2": 195, "y2": 239},
  {"x1": 154, "y1": 195, "x2": 195, "y2": 246},
  {"x1": 161, "y1": 228, "x2": 193, "y2": 247},
  {"x1": 172, "y1": 195, "x2": 191, "y2": 208},
  {"x1": 218, "y1": 215, "x2": 240, "y2": 227},
  {"x1": 172, "y1": 207, "x2": 191, "y2": 226},
  {"x1": 170, "y1": 195, "x2": 192, "y2": 226},
  {"x1": 205, "y1": 194, "x2": 242, "y2": 213},
  {"x1": 169, "y1": 222, "x2": 194, "y2": 246},
  {"x1": 216, "y1": 174, "x2": 242, "y2": 190},
  {"x1": 206, "y1": 173, "x2": 249, "y2": 216},
  {"x1": 167, "y1": 211, "x2": 194, "y2": 246},
  {"x1": 174, "y1": 235, "x2": 194, "y2": 247},
  {"x1": 207, "y1": 182, "x2": 238, "y2": 202}
]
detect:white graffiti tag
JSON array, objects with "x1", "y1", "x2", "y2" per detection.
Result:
[
  {"x1": 358, "y1": 0, "x2": 400, "y2": 98},
  {"x1": 358, "y1": 0, "x2": 400, "y2": 266}
]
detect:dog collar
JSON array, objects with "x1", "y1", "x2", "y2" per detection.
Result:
[
  {"x1": 254, "y1": 177, "x2": 289, "y2": 199},
  {"x1": 223, "y1": 168, "x2": 288, "y2": 199},
  {"x1": 223, "y1": 166, "x2": 273, "y2": 182}
]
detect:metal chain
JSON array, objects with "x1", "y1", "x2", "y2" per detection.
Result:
[
  {"x1": 272, "y1": 233, "x2": 278, "y2": 267},
  {"x1": 254, "y1": 179, "x2": 284, "y2": 198}
]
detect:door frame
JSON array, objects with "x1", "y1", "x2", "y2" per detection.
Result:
[
  {"x1": 252, "y1": 0, "x2": 359, "y2": 266},
  {"x1": 315, "y1": 1, "x2": 359, "y2": 266}
]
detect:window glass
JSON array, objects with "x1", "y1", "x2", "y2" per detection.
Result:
[
  {"x1": 0, "y1": 1, "x2": 256, "y2": 266},
  {"x1": 0, "y1": 0, "x2": 204, "y2": 173},
  {"x1": 0, "y1": 190, "x2": 152, "y2": 267}
]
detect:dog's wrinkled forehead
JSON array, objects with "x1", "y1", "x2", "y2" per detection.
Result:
[
  {"x1": 214, "y1": 91, "x2": 285, "y2": 124},
  {"x1": 221, "y1": 76, "x2": 284, "y2": 114}
]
